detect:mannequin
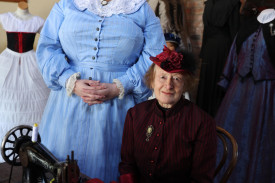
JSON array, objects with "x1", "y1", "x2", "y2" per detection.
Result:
[
  {"x1": 0, "y1": 0, "x2": 27, "y2": 3},
  {"x1": 14, "y1": 1, "x2": 33, "y2": 20},
  {"x1": 18, "y1": 0, "x2": 28, "y2": 9},
  {"x1": 0, "y1": 0, "x2": 31, "y2": 20},
  {"x1": 215, "y1": 0, "x2": 275, "y2": 182},
  {"x1": 0, "y1": 0, "x2": 50, "y2": 163}
]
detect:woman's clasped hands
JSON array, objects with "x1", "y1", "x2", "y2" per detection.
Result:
[{"x1": 73, "y1": 79, "x2": 120, "y2": 105}]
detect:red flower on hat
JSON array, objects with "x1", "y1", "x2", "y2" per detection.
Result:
[
  {"x1": 150, "y1": 45, "x2": 188, "y2": 73},
  {"x1": 154, "y1": 46, "x2": 171, "y2": 63},
  {"x1": 169, "y1": 51, "x2": 183, "y2": 69}
]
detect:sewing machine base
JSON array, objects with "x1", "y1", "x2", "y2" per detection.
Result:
[{"x1": 0, "y1": 162, "x2": 91, "y2": 183}]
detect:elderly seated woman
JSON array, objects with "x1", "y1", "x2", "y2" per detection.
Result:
[{"x1": 118, "y1": 46, "x2": 217, "y2": 183}]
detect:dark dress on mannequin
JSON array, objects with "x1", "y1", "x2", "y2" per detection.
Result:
[
  {"x1": 215, "y1": 13, "x2": 275, "y2": 183},
  {"x1": 196, "y1": 0, "x2": 240, "y2": 116}
]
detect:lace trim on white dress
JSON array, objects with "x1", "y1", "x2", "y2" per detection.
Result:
[{"x1": 73, "y1": 0, "x2": 146, "y2": 17}]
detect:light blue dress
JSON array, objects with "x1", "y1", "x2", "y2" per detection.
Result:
[{"x1": 36, "y1": 0, "x2": 165, "y2": 182}]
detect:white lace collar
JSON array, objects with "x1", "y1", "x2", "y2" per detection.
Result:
[{"x1": 73, "y1": 0, "x2": 146, "y2": 17}]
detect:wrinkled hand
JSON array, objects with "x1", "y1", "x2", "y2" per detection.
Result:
[
  {"x1": 74, "y1": 80, "x2": 120, "y2": 105},
  {"x1": 73, "y1": 79, "x2": 106, "y2": 105},
  {"x1": 81, "y1": 83, "x2": 120, "y2": 105}
]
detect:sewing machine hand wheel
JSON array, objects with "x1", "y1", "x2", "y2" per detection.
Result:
[{"x1": 1, "y1": 125, "x2": 41, "y2": 166}]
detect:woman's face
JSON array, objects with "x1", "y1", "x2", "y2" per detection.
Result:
[
  {"x1": 166, "y1": 42, "x2": 177, "y2": 51},
  {"x1": 152, "y1": 66, "x2": 185, "y2": 108}
]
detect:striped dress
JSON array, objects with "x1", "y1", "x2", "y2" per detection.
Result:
[{"x1": 119, "y1": 98, "x2": 217, "y2": 183}]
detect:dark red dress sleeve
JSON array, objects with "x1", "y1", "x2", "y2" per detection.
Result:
[
  {"x1": 118, "y1": 108, "x2": 139, "y2": 183},
  {"x1": 190, "y1": 111, "x2": 217, "y2": 183}
]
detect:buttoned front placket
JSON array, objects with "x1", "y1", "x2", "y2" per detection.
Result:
[
  {"x1": 146, "y1": 117, "x2": 165, "y2": 179},
  {"x1": 91, "y1": 16, "x2": 104, "y2": 63},
  {"x1": 249, "y1": 28, "x2": 261, "y2": 73}
]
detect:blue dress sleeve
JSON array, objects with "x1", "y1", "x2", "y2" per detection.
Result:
[
  {"x1": 36, "y1": 0, "x2": 75, "y2": 90},
  {"x1": 117, "y1": 3, "x2": 165, "y2": 100}
]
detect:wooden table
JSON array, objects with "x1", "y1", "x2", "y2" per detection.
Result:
[{"x1": 0, "y1": 163, "x2": 22, "y2": 183}]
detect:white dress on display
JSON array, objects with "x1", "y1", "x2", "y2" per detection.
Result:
[{"x1": 0, "y1": 12, "x2": 50, "y2": 163}]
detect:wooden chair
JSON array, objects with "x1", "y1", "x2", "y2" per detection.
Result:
[{"x1": 214, "y1": 126, "x2": 238, "y2": 183}]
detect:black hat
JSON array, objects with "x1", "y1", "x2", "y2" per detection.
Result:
[{"x1": 164, "y1": 33, "x2": 181, "y2": 46}]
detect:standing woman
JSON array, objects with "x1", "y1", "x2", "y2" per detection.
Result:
[
  {"x1": 36, "y1": 0, "x2": 165, "y2": 182},
  {"x1": 196, "y1": 0, "x2": 241, "y2": 116}
]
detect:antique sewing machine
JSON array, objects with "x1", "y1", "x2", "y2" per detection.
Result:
[{"x1": 1, "y1": 125, "x2": 87, "y2": 183}]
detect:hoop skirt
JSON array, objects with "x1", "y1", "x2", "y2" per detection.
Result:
[
  {"x1": 215, "y1": 26, "x2": 275, "y2": 183},
  {"x1": 0, "y1": 13, "x2": 50, "y2": 163}
]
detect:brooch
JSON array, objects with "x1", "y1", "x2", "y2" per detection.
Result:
[
  {"x1": 146, "y1": 125, "x2": 154, "y2": 142},
  {"x1": 101, "y1": 0, "x2": 108, "y2": 6}
]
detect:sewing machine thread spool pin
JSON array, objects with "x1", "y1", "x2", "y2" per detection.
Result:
[{"x1": 32, "y1": 123, "x2": 38, "y2": 143}]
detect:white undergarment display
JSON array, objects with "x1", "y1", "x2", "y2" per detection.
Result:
[{"x1": 0, "y1": 12, "x2": 50, "y2": 163}]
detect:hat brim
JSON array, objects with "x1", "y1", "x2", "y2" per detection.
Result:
[{"x1": 165, "y1": 40, "x2": 180, "y2": 45}]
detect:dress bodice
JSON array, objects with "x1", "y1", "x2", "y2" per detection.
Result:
[
  {"x1": 219, "y1": 26, "x2": 275, "y2": 90},
  {"x1": 6, "y1": 32, "x2": 36, "y2": 53},
  {"x1": 37, "y1": 0, "x2": 165, "y2": 99},
  {"x1": 0, "y1": 12, "x2": 44, "y2": 53},
  {"x1": 58, "y1": 10, "x2": 145, "y2": 67},
  {"x1": 237, "y1": 28, "x2": 275, "y2": 80}
]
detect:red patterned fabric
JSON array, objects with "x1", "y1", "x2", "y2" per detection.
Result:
[
  {"x1": 119, "y1": 98, "x2": 217, "y2": 183},
  {"x1": 119, "y1": 173, "x2": 137, "y2": 183},
  {"x1": 85, "y1": 178, "x2": 104, "y2": 183}
]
